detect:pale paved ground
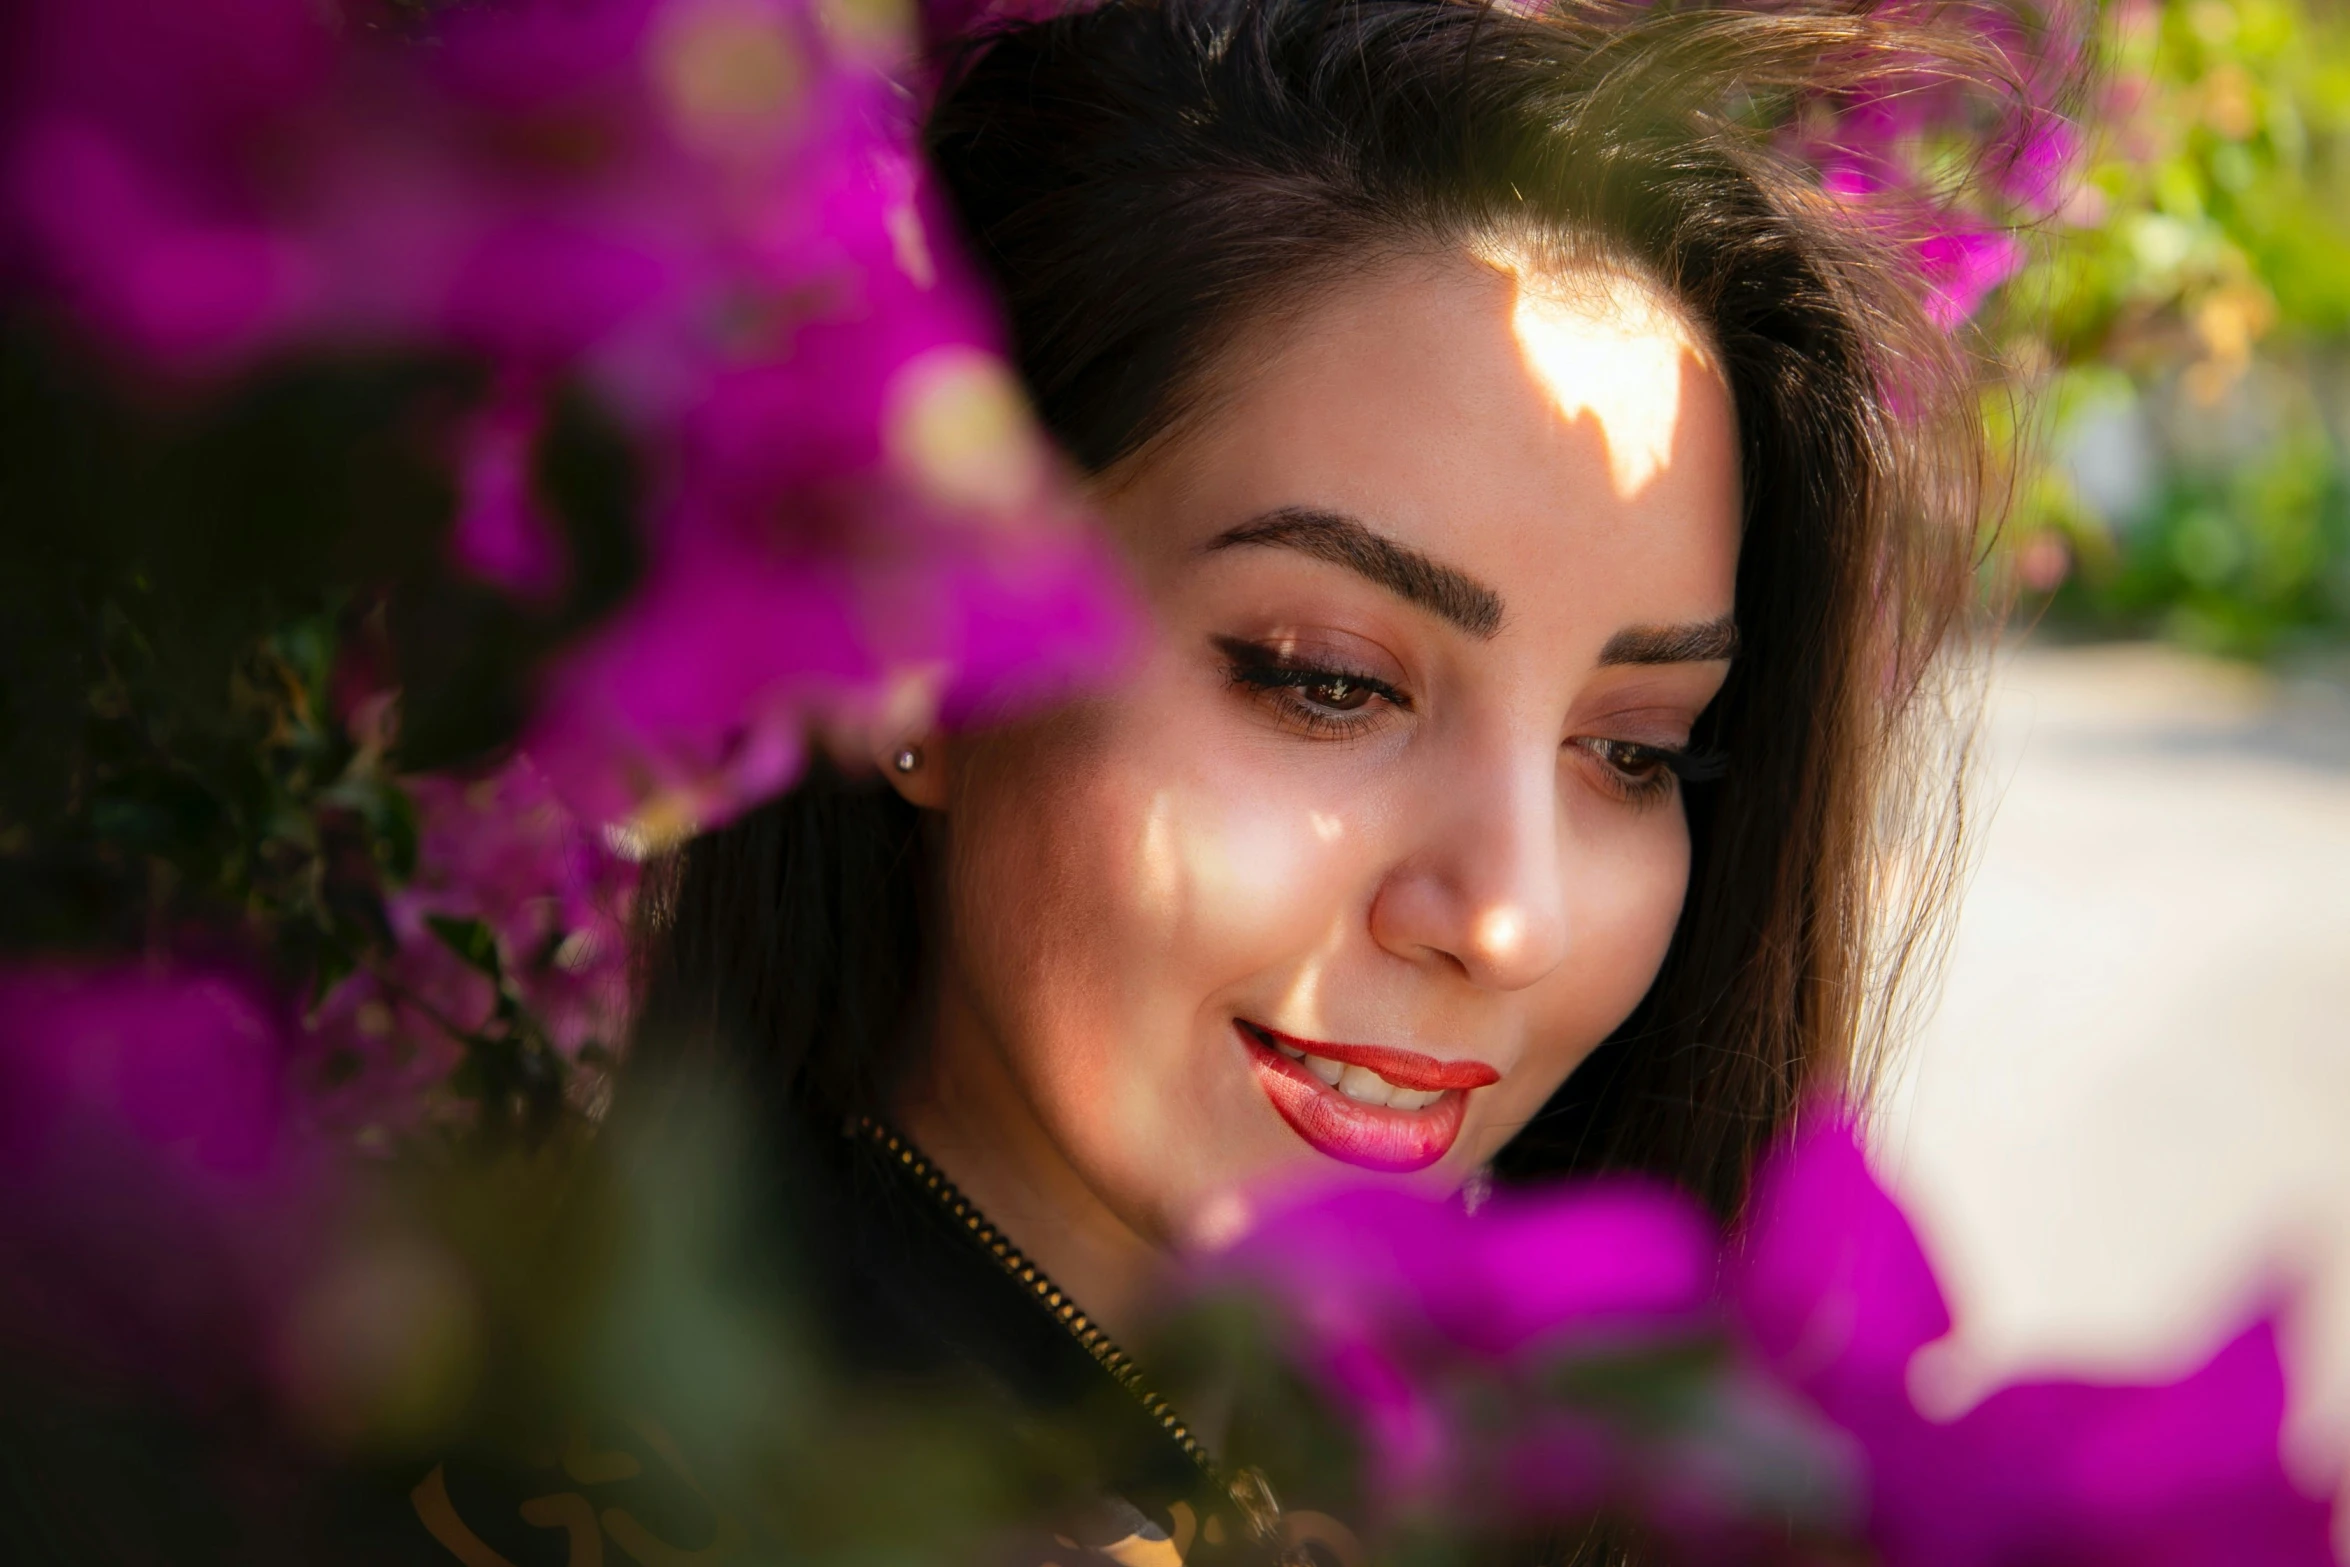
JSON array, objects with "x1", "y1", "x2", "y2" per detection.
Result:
[{"x1": 1874, "y1": 640, "x2": 2350, "y2": 1492}]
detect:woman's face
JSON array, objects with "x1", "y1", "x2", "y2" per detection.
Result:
[{"x1": 907, "y1": 251, "x2": 1741, "y2": 1253}]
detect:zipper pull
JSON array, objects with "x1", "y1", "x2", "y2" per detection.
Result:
[{"x1": 1224, "y1": 1465, "x2": 1321, "y2": 1566}]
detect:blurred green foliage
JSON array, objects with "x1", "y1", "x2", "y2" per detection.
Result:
[
  {"x1": 2001, "y1": 0, "x2": 2350, "y2": 656},
  {"x1": 0, "y1": 314, "x2": 642, "y2": 1142}
]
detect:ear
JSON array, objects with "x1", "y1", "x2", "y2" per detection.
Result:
[{"x1": 875, "y1": 733, "x2": 949, "y2": 811}]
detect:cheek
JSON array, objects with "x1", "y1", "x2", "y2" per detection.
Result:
[
  {"x1": 948, "y1": 706, "x2": 1349, "y2": 1018},
  {"x1": 1467, "y1": 811, "x2": 1693, "y2": 1164},
  {"x1": 941, "y1": 681, "x2": 1363, "y2": 1211},
  {"x1": 1553, "y1": 810, "x2": 1693, "y2": 1041},
  {"x1": 943, "y1": 705, "x2": 1144, "y2": 1069}
]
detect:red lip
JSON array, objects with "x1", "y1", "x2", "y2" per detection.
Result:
[
  {"x1": 1238, "y1": 1021, "x2": 1498, "y2": 1174},
  {"x1": 1246, "y1": 1023, "x2": 1502, "y2": 1092}
]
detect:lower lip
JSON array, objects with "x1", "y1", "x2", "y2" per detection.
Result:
[{"x1": 1239, "y1": 1023, "x2": 1480, "y2": 1174}]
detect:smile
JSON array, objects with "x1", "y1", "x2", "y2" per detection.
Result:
[{"x1": 1237, "y1": 1020, "x2": 1500, "y2": 1174}]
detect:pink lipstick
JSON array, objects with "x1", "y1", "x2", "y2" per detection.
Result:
[{"x1": 1238, "y1": 1020, "x2": 1499, "y2": 1173}]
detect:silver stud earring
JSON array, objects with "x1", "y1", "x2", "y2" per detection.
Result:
[{"x1": 892, "y1": 745, "x2": 922, "y2": 775}]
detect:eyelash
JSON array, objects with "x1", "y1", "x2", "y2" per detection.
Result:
[
  {"x1": 1217, "y1": 636, "x2": 1730, "y2": 802},
  {"x1": 1569, "y1": 736, "x2": 1729, "y2": 808},
  {"x1": 1217, "y1": 636, "x2": 1410, "y2": 737}
]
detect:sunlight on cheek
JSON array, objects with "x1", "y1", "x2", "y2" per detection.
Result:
[
  {"x1": 1129, "y1": 786, "x2": 1329, "y2": 955},
  {"x1": 1270, "y1": 947, "x2": 1331, "y2": 1036},
  {"x1": 1134, "y1": 790, "x2": 1182, "y2": 922},
  {"x1": 1171, "y1": 795, "x2": 1317, "y2": 928},
  {"x1": 1509, "y1": 284, "x2": 1694, "y2": 498},
  {"x1": 1266, "y1": 905, "x2": 1379, "y2": 1041}
]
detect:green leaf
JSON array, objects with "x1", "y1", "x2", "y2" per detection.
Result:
[
  {"x1": 378, "y1": 782, "x2": 420, "y2": 883},
  {"x1": 425, "y1": 914, "x2": 503, "y2": 981}
]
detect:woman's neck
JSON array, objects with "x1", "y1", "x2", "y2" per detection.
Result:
[{"x1": 892, "y1": 982, "x2": 1170, "y2": 1349}]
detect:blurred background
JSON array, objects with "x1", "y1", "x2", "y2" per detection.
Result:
[{"x1": 1878, "y1": 0, "x2": 2350, "y2": 1511}]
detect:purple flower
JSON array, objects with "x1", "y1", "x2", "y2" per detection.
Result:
[
  {"x1": 0, "y1": 964, "x2": 341, "y2": 1413},
  {"x1": 1, "y1": 0, "x2": 334, "y2": 368},
  {"x1": 1914, "y1": 219, "x2": 2026, "y2": 331},
  {"x1": 1784, "y1": 2, "x2": 2086, "y2": 331},
  {"x1": 4, "y1": 0, "x2": 1135, "y2": 841},
  {"x1": 3, "y1": 115, "x2": 320, "y2": 369},
  {"x1": 0, "y1": 965, "x2": 291, "y2": 1179},
  {"x1": 396, "y1": 756, "x2": 638, "y2": 1055},
  {"x1": 1996, "y1": 109, "x2": 2082, "y2": 216},
  {"x1": 1212, "y1": 1181, "x2": 1715, "y2": 1359},
  {"x1": 1731, "y1": 1117, "x2": 2339, "y2": 1567},
  {"x1": 522, "y1": 535, "x2": 879, "y2": 837},
  {"x1": 518, "y1": 140, "x2": 1134, "y2": 832},
  {"x1": 0, "y1": 964, "x2": 493, "y2": 1459},
  {"x1": 450, "y1": 373, "x2": 569, "y2": 601},
  {"x1": 1202, "y1": 1115, "x2": 2337, "y2": 1560},
  {"x1": 306, "y1": 752, "x2": 640, "y2": 1124},
  {"x1": 1200, "y1": 1179, "x2": 1722, "y2": 1508}
]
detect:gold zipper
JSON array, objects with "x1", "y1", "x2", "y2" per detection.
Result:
[
  {"x1": 852, "y1": 1117, "x2": 1304, "y2": 1557},
  {"x1": 851, "y1": 1115, "x2": 1219, "y2": 1477}
]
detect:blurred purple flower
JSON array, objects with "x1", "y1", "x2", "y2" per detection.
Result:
[
  {"x1": 451, "y1": 372, "x2": 568, "y2": 600},
  {"x1": 1996, "y1": 109, "x2": 2082, "y2": 215},
  {"x1": 2, "y1": 0, "x2": 1134, "y2": 844},
  {"x1": 0, "y1": 965, "x2": 290, "y2": 1179},
  {"x1": 1789, "y1": 1, "x2": 2085, "y2": 330},
  {"x1": 399, "y1": 756, "x2": 638, "y2": 1053},
  {"x1": 1, "y1": 0, "x2": 333, "y2": 368},
  {"x1": 1214, "y1": 1180, "x2": 1714, "y2": 1357},
  {"x1": 3, "y1": 116, "x2": 320, "y2": 370},
  {"x1": 0, "y1": 964, "x2": 484, "y2": 1461},
  {"x1": 1731, "y1": 1117, "x2": 2339, "y2": 1567},
  {"x1": 1914, "y1": 219, "x2": 2026, "y2": 332},
  {"x1": 1203, "y1": 1179, "x2": 1722, "y2": 1507},
  {"x1": 524, "y1": 533, "x2": 875, "y2": 835},
  {"x1": 1206, "y1": 1115, "x2": 2337, "y2": 1558},
  {"x1": 308, "y1": 752, "x2": 639, "y2": 1120},
  {"x1": 0, "y1": 964, "x2": 340, "y2": 1414},
  {"x1": 1801, "y1": 172, "x2": 2028, "y2": 334}
]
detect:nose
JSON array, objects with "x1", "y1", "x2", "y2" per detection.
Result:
[{"x1": 1367, "y1": 736, "x2": 1571, "y2": 991}]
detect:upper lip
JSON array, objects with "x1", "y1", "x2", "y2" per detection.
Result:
[{"x1": 1241, "y1": 1021, "x2": 1501, "y2": 1093}]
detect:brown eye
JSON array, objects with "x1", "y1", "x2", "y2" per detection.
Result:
[
  {"x1": 1302, "y1": 675, "x2": 1374, "y2": 712},
  {"x1": 1214, "y1": 635, "x2": 1409, "y2": 735},
  {"x1": 1592, "y1": 739, "x2": 1666, "y2": 780}
]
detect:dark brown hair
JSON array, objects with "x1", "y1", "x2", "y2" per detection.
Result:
[{"x1": 634, "y1": 0, "x2": 1993, "y2": 1222}]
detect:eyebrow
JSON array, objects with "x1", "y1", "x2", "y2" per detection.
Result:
[
  {"x1": 1200, "y1": 507, "x2": 1505, "y2": 638},
  {"x1": 1598, "y1": 616, "x2": 1740, "y2": 666}
]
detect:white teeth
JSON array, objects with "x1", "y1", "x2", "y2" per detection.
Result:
[
  {"x1": 1337, "y1": 1064, "x2": 1392, "y2": 1106},
  {"x1": 1256, "y1": 1025, "x2": 1452, "y2": 1111}
]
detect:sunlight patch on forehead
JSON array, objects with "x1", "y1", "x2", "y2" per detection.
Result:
[{"x1": 1497, "y1": 261, "x2": 1719, "y2": 500}]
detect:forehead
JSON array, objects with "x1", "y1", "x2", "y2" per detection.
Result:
[{"x1": 1109, "y1": 251, "x2": 1742, "y2": 642}]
